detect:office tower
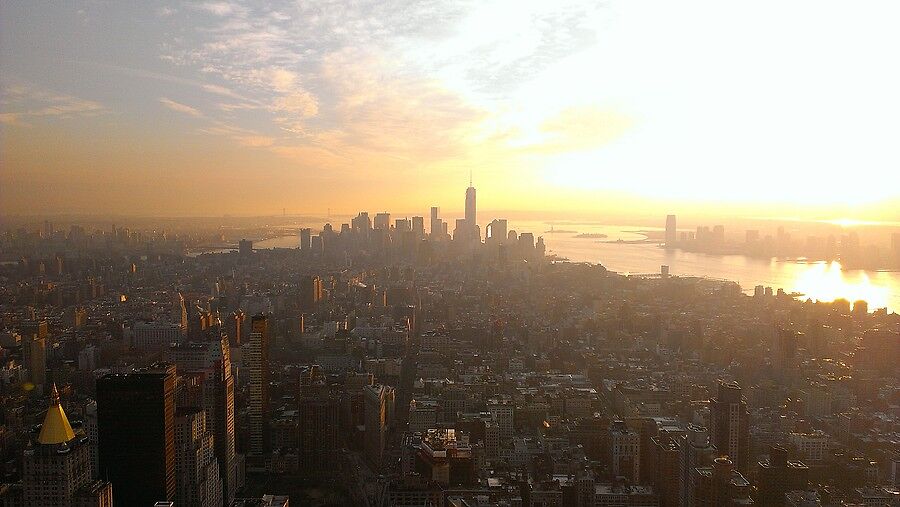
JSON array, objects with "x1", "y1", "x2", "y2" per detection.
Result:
[
  {"x1": 395, "y1": 218, "x2": 411, "y2": 232},
  {"x1": 430, "y1": 207, "x2": 441, "y2": 236},
  {"x1": 374, "y1": 212, "x2": 392, "y2": 230},
  {"x1": 609, "y1": 420, "x2": 640, "y2": 483},
  {"x1": 758, "y1": 445, "x2": 809, "y2": 506},
  {"x1": 247, "y1": 314, "x2": 270, "y2": 457},
  {"x1": 465, "y1": 175, "x2": 476, "y2": 226},
  {"x1": 20, "y1": 319, "x2": 48, "y2": 391},
  {"x1": 298, "y1": 381, "x2": 341, "y2": 475},
  {"x1": 665, "y1": 214, "x2": 676, "y2": 246},
  {"x1": 690, "y1": 457, "x2": 753, "y2": 506},
  {"x1": 84, "y1": 400, "x2": 99, "y2": 479},
  {"x1": 174, "y1": 408, "x2": 223, "y2": 507},
  {"x1": 238, "y1": 239, "x2": 253, "y2": 257},
  {"x1": 487, "y1": 400, "x2": 514, "y2": 440},
  {"x1": 299, "y1": 228, "x2": 311, "y2": 250},
  {"x1": 172, "y1": 293, "x2": 189, "y2": 335},
  {"x1": 300, "y1": 275, "x2": 323, "y2": 311},
  {"x1": 486, "y1": 219, "x2": 507, "y2": 243},
  {"x1": 712, "y1": 225, "x2": 725, "y2": 243},
  {"x1": 23, "y1": 385, "x2": 113, "y2": 507},
  {"x1": 709, "y1": 381, "x2": 750, "y2": 473},
  {"x1": 230, "y1": 310, "x2": 245, "y2": 346},
  {"x1": 650, "y1": 436, "x2": 681, "y2": 507},
  {"x1": 352, "y1": 212, "x2": 372, "y2": 236},
  {"x1": 97, "y1": 364, "x2": 176, "y2": 506},
  {"x1": 364, "y1": 384, "x2": 394, "y2": 470},
  {"x1": 169, "y1": 336, "x2": 237, "y2": 504},
  {"x1": 678, "y1": 424, "x2": 716, "y2": 506},
  {"x1": 412, "y1": 216, "x2": 425, "y2": 238}
]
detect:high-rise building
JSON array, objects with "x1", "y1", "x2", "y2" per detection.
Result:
[
  {"x1": 665, "y1": 214, "x2": 677, "y2": 246},
  {"x1": 300, "y1": 275, "x2": 323, "y2": 310},
  {"x1": 486, "y1": 219, "x2": 507, "y2": 244},
  {"x1": 709, "y1": 381, "x2": 750, "y2": 473},
  {"x1": 174, "y1": 408, "x2": 223, "y2": 507},
  {"x1": 238, "y1": 239, "x2": 253, "y2": 257},
  {"x1": 374, "y1": 212, "x2": 392, "y2": 230},
  {"x1": 169, "y1": 336, "x2": 238, "y2": 504},
  {"x1": 430, "y1": 207, "x2": 441, "y2": 237},
  {"x1": 609, "y1": 420, "x2": 640, "y2": 483},
  {"x1": 299, "y1": 228, "x2": 311, "y2": 250},
  {"x1": 247, "y1": 314, "x2": 270, "y2": 457},
  {"x1": 84, "y1": 400, "x2": 99, "y2": 479},
  {"x1": 23, "y1": 385, "x2": 113, "y2": 507},
  {"x1": 690, "y1": 457, "x2": 753, "y2": 506},
  {"x1": 97, "y1": 364, "x2": 176, "y2": 506},
  {"x1": 412, "y1": 216, "x2": 425, "y2": 238},
  {"x1": 677, "y1": 424, "x2": 717, "y2": 506},
  {"x1": 758, "y1": 445, "x2": 809, "y2": 506},
  {"x1": 465, "y1": 176, "x2": 476, "y2": 227},
  {"x1": 20, "y1": 319, "x2": 48, "y2": 391},
  {"x1": 298, "y1": 374, "x2": 341, "y2": 475},
  {"x1": 650, "y1": 435, "x2": 681, "y2": 507},
  {"x1": 364, "y1": 384, "x2": 394, "y2": 470}
]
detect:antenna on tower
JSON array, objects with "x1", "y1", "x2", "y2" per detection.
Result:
[{"x1": 469, "y1": 169, "x2": 473, "y2": 187}]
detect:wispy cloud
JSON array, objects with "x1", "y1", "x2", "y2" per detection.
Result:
[
  {"x1": 159, "y1": 97, "x2": 203, "y2": 117},
  {"x1": 154, "y1": 0, "x2": 606, "y2": 171},
  {"x1": 0, "y1": 85, "x2": 107, "y2": 125}
]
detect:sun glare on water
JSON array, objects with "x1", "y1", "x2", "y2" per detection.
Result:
[{"x1": 792, "y1": 261, "x2": 890, "y2": 310}]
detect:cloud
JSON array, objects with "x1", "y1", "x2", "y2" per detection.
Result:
[
  {"x1": 155, "y1": 1, "x2": 601, "y2": 169},
  {"x1": 196, "y1": 2, "x2": 237, "y2": 17},
  {"x1": 0, "y1": 113, "x2": 20, "y2": 125},
  {"x1": 0, "y1": 85, "x2": 107, "y2": 125},
  {"x1": 273, "y1": 90, "x2": 318, "y2": 118},
  {"x1": 201, "y1": 83, "x2": 246, "y2": 100},
  {"x1": 534, "y1": 106, "x2": 632, "y2": 152},
  {"x1": 159, "y1": 97, "x2": 203, "y2": 116}
]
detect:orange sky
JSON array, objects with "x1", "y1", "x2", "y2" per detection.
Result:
[{"x1": 2, "y1": 1, "x2": 899, "y2": 220}]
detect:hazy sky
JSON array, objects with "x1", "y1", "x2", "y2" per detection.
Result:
[{"x1": 2, "y1": 1, "x2": 899, "y2": 219}]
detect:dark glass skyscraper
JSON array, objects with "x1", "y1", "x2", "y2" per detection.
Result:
[
  {"x1": 709, "y1": 381, "x2": 750, "y2": 473},
  {"x1": 97, "y1": 363, "x2": 176, "y2": 506},
  {"x1": 247, "y1": 314, "x2": 270, "y2": 458}
]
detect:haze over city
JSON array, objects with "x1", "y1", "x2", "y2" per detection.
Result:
[
  {"x1": 2, "y1": 1, "x2": 900, "y2": 219},
  {"x1": 1, "y1": 3, "x2": 899, "y2": 507}
]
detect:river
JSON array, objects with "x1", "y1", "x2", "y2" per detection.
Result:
[{"x1": 252, "y1": 222, "x2": 899, "y2": 313}]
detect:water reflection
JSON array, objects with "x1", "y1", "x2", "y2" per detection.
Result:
[
  {"x1": 251, "y1": 223, "x2": 899, "y2": 313},
  {"x1": 792, "y1": 261, "x2": 890, "y2": 310}
]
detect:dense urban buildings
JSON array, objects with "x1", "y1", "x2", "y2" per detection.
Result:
[{"x1": 0, "y1": 184, "x2": 896, "y2": 506}]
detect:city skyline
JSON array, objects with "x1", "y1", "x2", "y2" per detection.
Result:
[{"x1": 2, "y1": 1, "x2": 900, "y2": 219}]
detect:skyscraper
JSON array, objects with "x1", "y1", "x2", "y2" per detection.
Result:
[
  {"x1": 430, "y1": 206, "x2": 441, "y2": 237},
  {"x1": 665, "y1": 214, "x2": 677, "y2": 246},
  {"x1": 97, "y1": 364, "x2": 176, "y2": 506},
  {"x1": 169, "y1": 335, "x2": 237, "y2": 504},
  {"x1": 299, "y1": 228, "x2": 311, "y2": 250},
  {"x1": 23, "y1": 385, "x2": 114, "y2": 507},
  {"x1": 247, "y1": 314, "x2": 270, "y2": 458},
  {"x1": 364, "y1": 383, "x2": 394, "y2": 470},
  {"x1": 174, "y1": 408, "x2": 223, "y2": 507},
  {"x1": 298, "y1": 368, "x2": 341, "y2": 475},
  {"x1": 411, "y1": 216, "x2": 425, "y2": 238},
  {"x1": 374, "y1": 212, "x2": 392, "y2": 230},
  {"x1": 465, "y1": 174, "x2": 476, "y2": 227},
  {"x1": 709, "y1": 381, "x2": 750, "y2": 472},
  {"x1": 20, "y1": 319, "x2": 48, "y2": 391}
]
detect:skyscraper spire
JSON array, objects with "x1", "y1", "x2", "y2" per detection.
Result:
[
  {"x1": 469, "y1": 168, "x2": 472, "y2": 187},
  {"x1": 38, "y1": 383, "x2": 76, "y2": 445}
]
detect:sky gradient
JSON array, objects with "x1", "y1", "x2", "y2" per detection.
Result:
[{"x1": 2, "y1": 1, "x2": 899, "y2": 219}]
